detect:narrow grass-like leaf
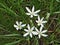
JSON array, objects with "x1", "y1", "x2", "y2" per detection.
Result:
[
  {"x1": 0, "y1": 34, "x2": 20, "y2": 37},
  {"x1": 0, "y1": 3, "x2": 19, "y2": 17},
  {"x1": 50, "y1": 0, "x2": 54, "y2": 14},
  {"x1": 54, "y1": 11, "x2": 60, "y2": 14},
  {"x1": 5, "y1": 39, "x2": 23, "y2": 45}
]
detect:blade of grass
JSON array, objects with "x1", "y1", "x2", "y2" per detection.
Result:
[
  {"x1": 0, "y1": 3, "x2": 19, "y2": 17},
  {"x1": 54, "y1": 11, "x2": 60, "y2": 14},
  {"x1": 0, "y1": 26, "x2": 12, "y2": 33},
  {"x1": 5, "y1": 39, "x2": 23, "y2": 45},
  {"x1": 17, "y1": 0, "x2": 31, "y2": 24},
  {"x1": 50, "y1": 0, "x2": 54, "y2": 15},
  {"x1": 0, "y1": 34, "x2": 20, "y2": 37}
]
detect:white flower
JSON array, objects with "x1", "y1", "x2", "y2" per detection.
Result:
[
  {"x1": 14, "y1": 21, "x2": 26, "y2": 30},
  {"x1": 26, "y1": 6, "x2": 40, "y2": 18},
  {"x1": 36, "y1": 16, "x2": 47, "y2": 26},
  {"x1": 23, "y1": 24, "x2": 37, "y2": 38},
  {"x1": 35, "y1": 26, "x2": 48, "y2": 38}
]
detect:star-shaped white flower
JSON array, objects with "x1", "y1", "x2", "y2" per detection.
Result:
[
  {"x1": 35, "y1": 26, "x2": 48, "y2": 38},
  {"x1": 23, "y1": 24, "x2": 37, "y2": 38},
  {"x1": 36, "y1": 16, "x2": 47, "y2": 26},
  {"x1": 14, "y1": 21, "x2": 26, "y2": 30},
  {"x1": 26, "y1": 6, "x2": 40, "y2": 18}
]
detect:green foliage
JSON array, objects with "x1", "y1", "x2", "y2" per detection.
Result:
[{"x1": 0, "y1": 0, "x2": 60, "y2": 45}]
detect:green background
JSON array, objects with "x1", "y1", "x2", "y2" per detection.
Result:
[{"x1": 0, "y1": 0, "x2": 60, "y2": 45}]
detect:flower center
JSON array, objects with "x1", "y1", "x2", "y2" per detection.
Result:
[
  {"x1": 38, "y1": 21, "x2": 42, "y2": 24},
  {"x1": 30, "y1": 12, "x2": 34, "y2": 15},
  {"x1": 29, "y1": 30, "x2": 32, "y2": 33},
  {"x1": 18, "y1": 25, "x2": 21, "y2": 29},
  {"x1": 38, "y1": 32, "x2": 42, "y2": 35}
]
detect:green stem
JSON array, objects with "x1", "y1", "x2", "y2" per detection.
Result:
[
  {"x1": 27, "y1": 36, "x2": 30, "y2": 45},
  {"x1": 30, "y1": 20, "x2": 34, "y2": 26},
  {"x1": 34, "y1": 37, "x2": 39, "y2": 45}
]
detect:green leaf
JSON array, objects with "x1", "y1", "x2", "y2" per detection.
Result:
[
  {"x1": 0, "y1": 34, "x2": 20, "y2": 37},
  {"x1": 0, "y1": 3, "x2": 19, "y2": 17},
  {"x1": 5, "y1": 40, "x2": 22, "y2": 45}
]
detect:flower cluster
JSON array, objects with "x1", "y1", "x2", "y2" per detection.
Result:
[{"x1": 14, "y1": 6, "x2": 48, "y2": 38}]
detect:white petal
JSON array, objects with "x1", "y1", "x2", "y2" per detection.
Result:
[
  {"x1": 34, "y1": 14, "x2": 38, "y2": 16},
  {"x1": 42, "y1": 30, "x2": 47, "y2": 33},
  {"x1": 26, "y1": 13, "x2": 30, "y2": 15},
  {"x1": 30, "y1": 33, "x2": 32, "y2": 38},
  {"x1": 38, "y1": 16, "x2": 40, "y2": 21},
  {"x1": 14, "y1": 25, "x2": 18, "y2": 28},
  {"x1": 27, "y1": 24, "x2": 30, "y2": 30},
  {"x1": 42, "y1": 21, "x2": 47, "y2": 23},
  {"x1": 20, "y1": 22, "x2": 22, "y2": 25},
  {"x1": 32, "y1": 31, "x2": 38, "y2": 35},
  {"x1": 41, "y1": 17, "x2": 44, "y2": 21},
  {"x1": 41, "y1": 24, "x2": 44, "y2": 27},
  {"x1": 23, "y1": 33, "x2": 29, "y2": 37},
  {"x1": 32, "y1": 6, "x2": 34, "y2": 12},
  {"x1": 31, "y1": 26, "x2": 34, "y2": 30},
  {"x1": 36, "y1": 20, "x2": 38, "y2": 23},
  {"x1": 38, "y1": 23, "x2": 41, "y2": 26},
  {"x1": 26, "y1": 7, "x2": 31, "y2": 13},
  {"x1": 35, "y1": 27, "x2": 39, "y2": 32},
  {"x1": 41, "y1": 34, "x2": 48, "y2": 37},
  {"x1": 16, "y1": 28, "x2": 19, "y2": 30},
  {"x1": 22, "y1": 24, "x2": 26, "y2": 27},
  {"x1": 38, "y1": 35, "x2": 41, "y2": 38},
  {"x1": 16, "y1": 21, "x2": 19, "y2": 25},
  {"x1": 34, "y1": 10, "x2": 40, "y2": 13},
  {"x1": 30, "y1": 15, "x2": 33, "y2": 18},
  {"x1": 40, "y1": 26, "x2": 43, "y2": 32},
  {"x1": 24, "y1": 29, "x2": 28, "y2": 32}
]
